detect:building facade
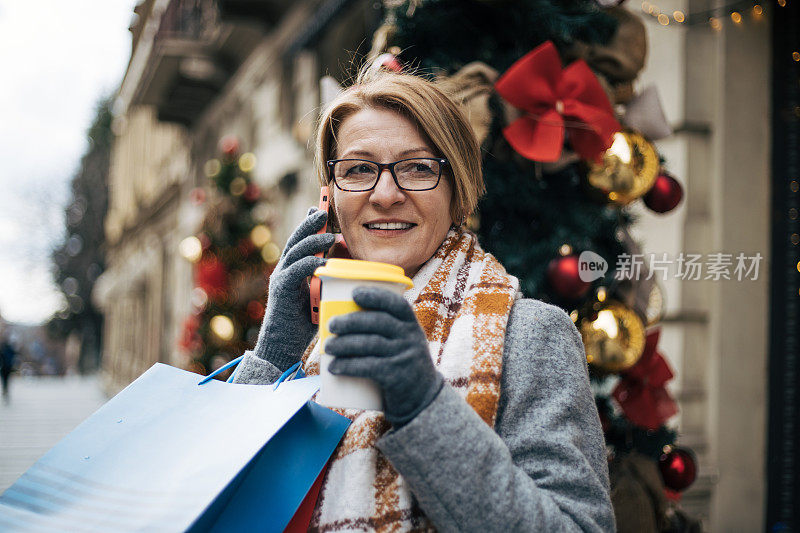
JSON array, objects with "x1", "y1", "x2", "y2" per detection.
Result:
[{"x1": 95, "y1": 0, "x2": 381, "y2": 392}]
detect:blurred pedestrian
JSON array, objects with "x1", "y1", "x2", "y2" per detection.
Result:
[{"x1": 1, "y1": 335, "x2": 17, "y2": 403}]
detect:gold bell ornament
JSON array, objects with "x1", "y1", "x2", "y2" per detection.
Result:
[
  {"x1": 587, "y1": 130, "x2": 659, "y2": 205},
  {"x1": 579, "y1": 300, "x2": 646, "y2": 372}
]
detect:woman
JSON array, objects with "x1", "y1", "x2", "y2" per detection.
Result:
[{"x1": 234, "y1": 69, "x2": 614, "y2": 532}]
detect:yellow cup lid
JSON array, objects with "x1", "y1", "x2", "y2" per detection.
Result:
[{"x1": 314, "y1": 258, "x2": 413, "y2": 289}]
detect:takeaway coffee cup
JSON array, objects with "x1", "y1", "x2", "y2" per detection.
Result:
[{"x1": 313, "y1": 258, "x2": 414, "y2": 410}]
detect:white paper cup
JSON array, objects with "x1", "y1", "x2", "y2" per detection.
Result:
[{"x1": 313, "y1": 259, "x2": 413, "y2": 411}]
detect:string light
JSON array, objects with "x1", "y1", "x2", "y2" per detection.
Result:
[
  {"x1": 179, "y1": 236, "x2": 203, "y2": 263},
  {"x1": 238, "y1": 152, "x2": 256, "y2": 173},
  {"x1": 210, "y1": 315, "x2": 235, "y2": 341},
  {"x1": 793, "y1": 51, "x2": 800, "y2": 62},
  {"x1": 597, "y1": 287, "x2": 608, "y2": 302},
  {"x1": 641, "y1": 1, "x2": 783, "y2": 28},
  {"x1": 250, "y1": 225, "x2": 272, "y2": 247}
]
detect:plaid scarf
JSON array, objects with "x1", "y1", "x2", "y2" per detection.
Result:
[{"x1": 301, "y1": 227, "x2": 520, "y2": 532}]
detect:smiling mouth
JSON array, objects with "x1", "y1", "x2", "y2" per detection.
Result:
[{"x1": 364, "y1": 222, "x2": 417, "y2": 230}]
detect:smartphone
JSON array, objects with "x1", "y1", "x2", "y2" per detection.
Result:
[
  {"x1": 309, "y1": 188, "x2": 350, "y2": 324},
  {"x1": 309, "y1": 187, "x2": 330, "y2": 324}
]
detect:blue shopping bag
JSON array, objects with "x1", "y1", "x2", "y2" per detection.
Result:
[{"x1": 0, "y1": 363, "x2": 350, "y2": 532}]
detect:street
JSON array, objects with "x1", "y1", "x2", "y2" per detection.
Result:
[{"x1": 0, "y1": 375, "x2": 106, "y2": 492}]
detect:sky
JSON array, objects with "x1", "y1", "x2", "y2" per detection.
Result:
[{"x1": 0, "y1": 0, "x2": 137, "y2": 325}]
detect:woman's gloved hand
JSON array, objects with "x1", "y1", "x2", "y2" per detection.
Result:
[
  {"x1": 325, "y1": 286, "x2": 444, "y2": 427},
  {"x1": 253, "y1": 208, "x2": 334, "y2": 371}
]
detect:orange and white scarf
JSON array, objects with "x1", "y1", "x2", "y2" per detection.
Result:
[{"x1": 301, "y1": 227, "x2": 520, "y2": 532}]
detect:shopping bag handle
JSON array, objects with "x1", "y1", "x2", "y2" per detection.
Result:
[
  {"x1": 198, "y1": 355, "x2": 244, "y2": 385},
  {"x1": 197, "y1": 356, "x2": 305, "y2": 390},
  {"x1": 273, "y1": 361, "x2": 305, "y2": 391}
]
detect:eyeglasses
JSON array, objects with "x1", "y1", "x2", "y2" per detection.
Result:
[{"x1": 326, "y1": 157, "x2": 449, "y2": 192}]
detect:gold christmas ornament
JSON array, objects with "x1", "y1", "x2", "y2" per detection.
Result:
[
  {"x1": 587, "y1": 131, "x2": 659, "y2": 205},
  {"x1": 580, "y1": 300, "x2": 646, "y2": 372}
]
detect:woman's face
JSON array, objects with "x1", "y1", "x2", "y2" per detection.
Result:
[{"x1": 332, "y1": 107, "x2": 454, "y2": 278}]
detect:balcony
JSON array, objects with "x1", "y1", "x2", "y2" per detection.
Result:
[
  {"x1": 217, "y1": 0, "x2": 295, "y2": 26},
  {"x1": 132, "y1": 0, "x2": 263, "y2": 126}
]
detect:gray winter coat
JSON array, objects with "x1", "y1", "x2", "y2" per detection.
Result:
[{"x1": 233, "y1": 298, "x2": 615, "y2": 532}]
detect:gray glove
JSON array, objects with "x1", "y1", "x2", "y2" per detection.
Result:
[
  {"x1": 253, "y1": 208, "x2": 334, "y2": 371},
  {"x1": 325, "y1": 286, "x2": 444, "y2": 427}
]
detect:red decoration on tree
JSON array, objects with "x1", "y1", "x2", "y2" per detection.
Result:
[
  {"x1": 189, "y1": 187, "x2": 207, "y2": 205},
  {"x1": 220, "y1": 135, "x2": 240, "y2": 157},
  {"x1": 643, "y1": 172, "x2": 683, "y2": 213},
  {"x1": 178, "y1": 314, "x2": 202, "y2": 353},
  {"x1": 195, "y1": 255, "x2": 229, "y2": 300},
  {"x1": 612, "y1": 328, "x2": 678, "y2": 430},
  {"x1": 375, "y1": 52, "x2": 403, "y2": 72},
  {"x1": 546, "y1": 254, "x2": 592, "y2": 299},
  {"x1": 494, "y1": 41, "x2": 621, "y2": 163},
  {"x1": 244, "y1": 183, "x2": 261, "y2": 203},
  {"x1": 247, "y1": 300, "x2": 265, "y2": 321},
  {"x1": 238, "y1": 238, "x2": 256, "y2": 257},
  {"x1": 659, "y1": 447, "x2": 697, "y2": 491}
]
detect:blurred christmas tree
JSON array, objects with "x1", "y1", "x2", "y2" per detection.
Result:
[
  {"x1": 177, "y1": 136, "x2": 280, "y2": 377},
  {"x1": 371, "y1": 0, "x2": 697, "y2": 529},
  {"x1": 49, "y1": 95, "x2": 113, "y2": 373}
]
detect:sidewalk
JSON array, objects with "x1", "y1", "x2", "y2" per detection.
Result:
[{"x1": 0, "y1": 375, "x2": 106, "y2": 492}]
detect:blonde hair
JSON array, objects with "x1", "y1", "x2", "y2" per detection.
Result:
[{"x1": 314, "y1": 68, "x2": 484, "y2": 224}]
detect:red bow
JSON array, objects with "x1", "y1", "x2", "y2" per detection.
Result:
[
  {"x1": 494, "y1": 41, "x2": 621, "y2": 163},
  {"x1": 612, "y1": 328, "x2": 678, "y2": 430}
]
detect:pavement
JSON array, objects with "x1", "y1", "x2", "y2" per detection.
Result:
[{"x1": 0, "y1": 374, "x2": 107, "y2": 492}]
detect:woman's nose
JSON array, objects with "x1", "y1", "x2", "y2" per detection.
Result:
[{"x1": 369, "y1": 168, "x2": 405, "y2": 207}]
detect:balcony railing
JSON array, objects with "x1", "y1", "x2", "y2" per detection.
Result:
[
  {"x1": 217, "y1": 0, "x2": 294, "y2": 26},
  {"x1": 156, "y1": 0, "x2": 219, "y2": 42},
  {"x1": 133, "y1": 0, "x2": 262, "y2": 126}
]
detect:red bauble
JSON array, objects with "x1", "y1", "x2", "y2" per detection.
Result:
[
  {"x1": 189, "y1": 187, "x2": 206, "y2": 205},
  {"x1": 237, "y1": 238, "x2": 256, "y2": 257},
  {"x1": 244, "y1": 183, "x2": 261, "y2": 203},
  {"x1": 659, "y1": 447, "x2": 697, "y2": 491},
  {"x1": 246, "y1": 300, "x2": 265, "y2": 321},
  {"x1": 547, "y1": 254, "x2": 592, "y2": 300},
  {"x1": 196, "y1": 256, "x2": 229, "y2": 300},
  {"x1": 220, "y1": 135, "x2": 240, "y2": 157},
  {"x1": 643, "y1": 173, "x2": 683, "y2": 213},
  {"x1": 375, "y1": 52, "x2": 403, "y2": 72}
]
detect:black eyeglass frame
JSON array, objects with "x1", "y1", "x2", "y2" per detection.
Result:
[{"x1": 326, "y1": 157, "x2": 449, "y2": 192}]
